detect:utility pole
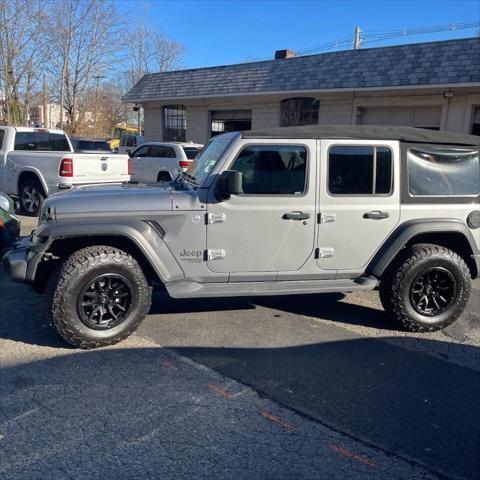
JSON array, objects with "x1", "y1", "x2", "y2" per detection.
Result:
[
  {"x1": 59, "y1": 62, "x2": 65, "y2": 130},
  {"x1": 93, "y1": 71, "x2": 105, "y2": 133},
  {"x1": 42, "y1": 74, "x2": 48, "y2": 128},
  {"x1": 353, "y1": 26, "x2": 363, "y2": 49}
]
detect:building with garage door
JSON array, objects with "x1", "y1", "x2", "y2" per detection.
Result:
[{"x1": 123, "y1": 37, "x2": 480, "y2": 144}]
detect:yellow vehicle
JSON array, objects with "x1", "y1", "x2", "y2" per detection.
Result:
[{"x1": 108, "y1": 126, "x2": 138, "y2": 151}]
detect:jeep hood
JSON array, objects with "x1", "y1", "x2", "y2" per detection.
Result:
[{"x1": 45, "y1": 183, "x2": 174, "y2": 215}]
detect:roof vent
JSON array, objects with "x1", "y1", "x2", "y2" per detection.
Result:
[{"x1": 275, "y1": 49, "x2": 296, "y2": 59}]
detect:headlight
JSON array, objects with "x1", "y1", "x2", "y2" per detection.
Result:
[{"x1": 0, "y1": 193, "x2": 12, "y2": 213}]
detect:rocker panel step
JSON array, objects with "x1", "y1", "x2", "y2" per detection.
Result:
[{"x1": 166, "y1": 276, "x2": 378, "y2": 299}]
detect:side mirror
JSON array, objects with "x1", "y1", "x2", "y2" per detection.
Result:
[{"x1": 216, "y1": 170, "x2": 243, "y2": 200}]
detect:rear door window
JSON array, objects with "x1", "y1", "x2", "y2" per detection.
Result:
[
  {"x1": 328, "y1": 146, "x2": 393, "y2": 195},
  {"x1": 14, "y1": 131, "x2": 70, "y2": 151},
  {"x1": 407, "y1": 146, "x2": 480, "y2": 196},
  {"x1": 148, "y1": 145, "x2": 176, "y2": 158},
  {"x1": 0, "y1": 129, "x2": 4, "y2": 149}
]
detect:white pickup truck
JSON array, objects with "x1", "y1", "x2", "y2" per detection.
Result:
[{"x1": 0, "y1": 126, "x2": 130, "y2": 215}]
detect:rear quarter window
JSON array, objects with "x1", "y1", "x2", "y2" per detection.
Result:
[
  {"x1": 0, "y1": 129, "x2": 5, "y2": 149},
  {"x1": 183, "y1": 147, "x2": 201, "y2": 159},
  {"x1": 407, "y1": 146, "x2": 480, "y2": 196}
]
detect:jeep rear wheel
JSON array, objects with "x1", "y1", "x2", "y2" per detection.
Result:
[
  {"x1": 381, "y1": 244, "x2": 471, "y2": 332},
  {"x1": 47, "y1": 246, "x2": 152, "y2": 348}
]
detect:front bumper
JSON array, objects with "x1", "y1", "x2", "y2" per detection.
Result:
[
  {"x1": 2, "y1": 244, "x2": 28, "y2": 282},
  {"x1": 2, "y1": 237, "x2": 42, "y2": 284}
]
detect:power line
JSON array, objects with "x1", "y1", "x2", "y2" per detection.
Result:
[{"x1": 296, "y1": 21, "x2": 480, "y2": 56}]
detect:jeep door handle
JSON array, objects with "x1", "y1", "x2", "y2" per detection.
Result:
[
  {"x1": 363, "y1": 210, "x2": 389, "y2": 220},
  {"x1": 283, "y1": 211, "x2": 310, "y2": 220}
]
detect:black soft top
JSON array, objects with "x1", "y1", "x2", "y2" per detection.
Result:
[{"x1": 241, "y1": 125, "x2": 480, "y2": 147}]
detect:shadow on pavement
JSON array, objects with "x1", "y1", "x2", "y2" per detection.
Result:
[
  {"x1": 177, "y1": 337, "x2": 480, "y2": 479},
  {"x1": 151, "y1": 290, "x2": 400, "y2": 330},
  {"x1": 0, "y1": 288, "x2": 396, "y2": 349},
  {"x1": 0, "y1": 339, "x2": 479, "y2": 479}
]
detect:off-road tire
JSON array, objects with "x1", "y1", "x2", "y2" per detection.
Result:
[
  {"x1": 19, "y1": 179, "x2": 45, "y2": 216},
  {"x1": 380, "y1": 244, "x2": 471, "y2": 332},
  {"x1": 47, "y1": 246, "x2": 152, "y2": 349}
]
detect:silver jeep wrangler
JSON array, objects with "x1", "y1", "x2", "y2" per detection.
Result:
[{"x1": 3, "y1": 126, "x2": 480, "y2": 349}]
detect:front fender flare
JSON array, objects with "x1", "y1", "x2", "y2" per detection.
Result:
[
  {"x1": 33, "y1": 219, "x2": 184, "y2": 283},
  {"x1": 367, "y1": 218, "x2": 480, "y2": 278}
]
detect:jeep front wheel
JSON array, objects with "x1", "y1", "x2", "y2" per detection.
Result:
[
  {"x1": 47, "y1": 246, "x2": 152, "y2": 348},
  {"x1": 380, "y1": 244, "x2": 471, "y2": 332}
]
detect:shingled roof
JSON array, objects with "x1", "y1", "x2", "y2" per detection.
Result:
[{"x1": 123, "y1": 37, "x2": 480, "y2": 103}]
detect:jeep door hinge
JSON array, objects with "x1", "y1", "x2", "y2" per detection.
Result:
[
  {"x1": 318, "y1": 212, "x2": 336, "y2": 224},
  {"x1": 206, "y1": 213, "x2": 226, "y2": 224},
  {"x1": 317, "y1": 247, "x2": 334, "y2": 258},
  {"x1": 206, "y1": 249, "x2": 226, "y2": 261}
]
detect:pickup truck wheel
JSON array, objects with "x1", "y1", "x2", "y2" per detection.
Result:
[
  {"x1": 19, "y1": 180, "x2": 44, "y2": 216},
  {"x1": 47, "y1": 246, "x2": 152, "y2": 349},
  {"x1": 157, "y1": 171, "x2": 172, "y2": 183},
  {"x1": 383, "y1": 244, "x2": 471, "y2": 332}
]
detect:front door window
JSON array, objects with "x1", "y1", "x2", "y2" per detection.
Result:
[{"x1": 231, "y1": 145, "x2": 307, "y2": 195}]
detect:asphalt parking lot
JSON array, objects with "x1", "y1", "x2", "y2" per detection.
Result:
[{"x1": 1, "y1": 216, "x2": 479, "y2": 479}]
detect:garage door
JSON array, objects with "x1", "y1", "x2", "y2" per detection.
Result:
[
  {"x1": 359, "y1": 106, "x2": 442, "y2": 129},
  {"x1": 211, "y1": 110, "x2": 252, "y2": 137}
]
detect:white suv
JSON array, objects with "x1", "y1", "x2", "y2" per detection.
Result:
[{"x1": 129, "y1": 142, "x2": 203, "y2": 183}]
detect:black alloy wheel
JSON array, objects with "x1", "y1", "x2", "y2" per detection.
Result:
[
  {"x1": 409, "y1": 267, "x2": 457, "y2": 317},
  {"x1": 77, "y1": 274, "x2": 133, "y2": 330}
]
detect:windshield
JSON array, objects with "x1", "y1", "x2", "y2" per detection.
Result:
[
  {"x1": 183, "y1": 146, "x2": 202, "y2": 160},
  {"x1": 185, "y1": 133, "x2": 237, "y2": 185}
]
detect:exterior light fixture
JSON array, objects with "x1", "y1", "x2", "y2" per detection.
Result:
[{"x1": 443, "y1": 89, "x2": 454, "y2": 99}]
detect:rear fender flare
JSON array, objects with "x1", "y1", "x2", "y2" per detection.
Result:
[{"x1": 367, "y1": 218, "x2": 480, "y2": 278}]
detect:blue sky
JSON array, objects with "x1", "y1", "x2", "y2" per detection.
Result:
[{"x1": 119, "y1": 0, "x2": 480, "y2": 69}]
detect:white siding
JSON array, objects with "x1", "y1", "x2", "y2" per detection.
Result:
[
  {"x1": 318, "y1": 101, "x2": 352, "y2": 125},
  {"x1": 186, "y1": 107, "x2": 209, "y2": 144},
  {"x1": 143, "y1": 108, "x2": 163, "y2": 142},
  {"x1": 251, "y1": 103, "x2": 280, "y2": 129},
  {"x1": 141, "y1": 88, "x2": 480, "y2": 143}
]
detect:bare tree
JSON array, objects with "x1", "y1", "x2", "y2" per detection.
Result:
[
  {"x1": 121, "y1": 14, "x2": 185, "y2": 133},
  {"x1": 0, "y1": 0, "x2": 47, "y2": 125},
  {"x1": 47, "y1": 0, "x2": 122, "y2": 133},
  {"x1": 0, "y1": 0, "x2": 185, "y2": 135},
  {"x1": 125, "y1": 21, "x2": 185, "y2": 88}
]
